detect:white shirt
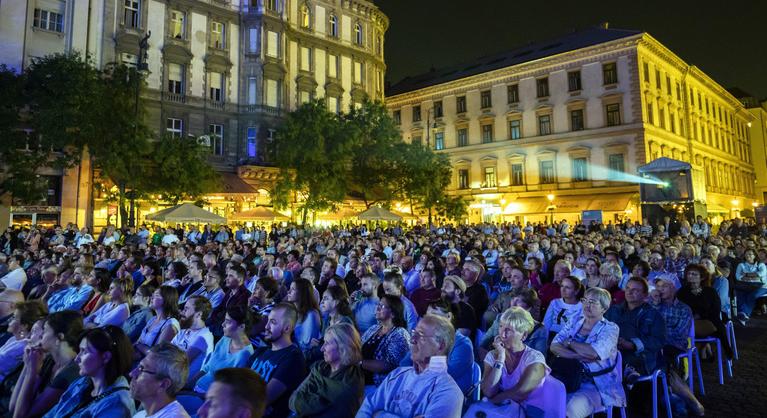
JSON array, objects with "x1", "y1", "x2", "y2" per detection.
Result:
[
  {"x1": 171, "y1": 326, "x2": 214, "y2": 379},
  {"x1": 86, "y1": 302, "x2": 130, "y2": 327},
  {"x1": 133, "y1": 400, "x2": 190, "y2": 418},
  {"x1": 1, "y1": 268, "x2": 26, "y2": 291},
  {"x1": 162, "y1": 234, "x2": 180, "y2": 246}
]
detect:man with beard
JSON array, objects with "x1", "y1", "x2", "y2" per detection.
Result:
[
  {"x1": 209, "y1": 265, "x2": 251, "y2": 337},
  {"x1": 351, "y1": 273, "x2": 381, "y2": 333},
  {"x1": 172, "y1": 295, "x2": 215, "y2": 382},
  {"x1": 250, "y1": 303, "x2": 307, "y2": 418},
  {"x1": 45, "y1": 268, "x2": 94, "y2": 313},
  {"x1": 130, "y1": 343, "x2": 191, "y2": 418},
  {"x1": 440, "y1": 275, "x2": 476, "y2": 337}
]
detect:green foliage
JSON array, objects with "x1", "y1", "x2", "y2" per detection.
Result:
[{"x1": 143, "y1": 134, "x2": 220, "y2": 204}]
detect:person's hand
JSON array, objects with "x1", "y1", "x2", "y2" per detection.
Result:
[
  {"x1": 310, "y1": 338, "x2": 321, "y2": 347},
  {"x1": 24, "y1": 344, "x2": 46, "y2": 374},
  {"x1": 492, "y1": 336, "x2": 506, "y2": 362},
  {"x1": 617, "y1": 338, "x2": 636, "y2": 351}
]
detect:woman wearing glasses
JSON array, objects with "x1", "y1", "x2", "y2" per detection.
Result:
[
  {"x1": 43, "y1": 326, "x2": 135, "y2": 418},
  {"x1": 359, "y1": 295, "x2": 410, "y2": 390},
  {"x1": 551, "y1": 287, "x2": 625, "y2": 418}
]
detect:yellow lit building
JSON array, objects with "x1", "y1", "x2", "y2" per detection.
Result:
[
  {"x1": 729, "y1": 89, "x2": 767, "y2": 206},
  {"x1": 385, "y1": 25, "x2": 755, "y2": 224}
]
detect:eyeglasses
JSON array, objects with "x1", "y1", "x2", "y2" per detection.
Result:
[
  {"x1": 136, "y1": 365, "x2": 164, "y2": 377},
  {"x1": 581, "y1": 298, "x2": 601, "y2": 306},
  {"x1": 410, "y1": 330, "x2": 437, "y2": 343}
]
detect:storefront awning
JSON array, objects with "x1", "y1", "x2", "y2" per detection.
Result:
[
  {"x1": 502, "y1": 198, "x2": 551, "y2": 215},
  {"x1": 552, "y1": 196, "x2": 593, "y2": 213},
  {"x1": 706, "y1": 203, "x2": 729, "y2": 213},
  {"x1": 589, "y1": 193, "x2": 636, "y2": 212}
]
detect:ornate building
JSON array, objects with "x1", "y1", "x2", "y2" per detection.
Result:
[
  {"x1": 0, "y1": 0, "x2": 388, "y2": 228},
  {"x1": 385, "y1": 25, "x2": 755, "y2": 224}
]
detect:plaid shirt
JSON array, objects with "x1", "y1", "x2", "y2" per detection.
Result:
[
  {"x1": 664, "y1": 257, "x2": 688, "y2": 280},
  {"x1": 653, "y1": 298, "x2": 692, "y2": 351}
]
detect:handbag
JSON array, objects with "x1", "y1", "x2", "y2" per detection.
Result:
[
  {"x1": 549, "y1": 355, "x2": 617, "y2": 393},
  {"x1": 734, "y1": 279, "x2": 764, "y2": 292}
]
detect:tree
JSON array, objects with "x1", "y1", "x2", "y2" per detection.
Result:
[
  {"x1": 344, "y1": 99, "x2": 402, "y2": 207},
  {"x1": 272, "y1": 100, "x2": 354, "y2": 223}
]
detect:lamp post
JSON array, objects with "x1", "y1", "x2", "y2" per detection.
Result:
[
  {"x1": 125, "y1": 31, "x2": 151, "y2": 228},
  {"x1": 547, "y1": 193, "x2": 555, "y2": 225}
]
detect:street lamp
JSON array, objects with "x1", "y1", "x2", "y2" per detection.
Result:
[{"x1": 547, "y1": 194, "x2": 555, "y2": 225}]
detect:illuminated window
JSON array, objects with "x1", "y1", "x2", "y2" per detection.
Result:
[
  {"x1": 300, "y1": 4, "x2": 310, "y2": 28},
  {"x1": 434, "y1": 132, "x2": 444, "y2": 150},
  {"x1": 167, "y1": 63, "x2": 184, "y2": 94},
  {"x1": 458, "y1": 169, "x2": 469, "y2": 189},
  {"x1": 484, "y1": 167, "x2": 497, "y2": 188},
  {"x1": 328, "y1": 14, "x2": 338, "y2": 37},
  {"x1": 170, "y1": 10, "x2": 185, "y2": 38},
  {"x1": 572, "y1": 158, "x2": 588, "y2": 181},
  {"x1": 540, "y1": 160, "x2": 555, "y2": 184},
  {"x1": 210, "y1": 21, "x2": 225, "y2": 49},
  {"x1": 354, "y1": 23, "x2": 363, "y2": 45},
  {"x1": 208, "y1": 72, "x2": 223, "y2": 102},
  {"x1": 247, "y1": 127, "x2": 257, "y2": 157},
  {"x1": 509, "y1": 119, "x2": 521, "y2": 140}
]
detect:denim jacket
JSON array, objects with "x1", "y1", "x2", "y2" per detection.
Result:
[
  {"x1": 43, "y1": 376, "x2": 134, "y2": 418},
  {"x1": 553, "y1": 317, "x2": 626, "y2": 407}
]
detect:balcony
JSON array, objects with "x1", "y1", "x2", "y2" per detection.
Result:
[
  {"x1": 163, "y1": 92, "x2": 186, "y2": 104},
  {"x1": 209, "y1": 100, "x2": 226, "y2": 111},
  {"x1": 243, "y1": 104, "x2": 282, "y2": 117}
]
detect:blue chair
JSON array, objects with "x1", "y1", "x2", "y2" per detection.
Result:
[
  {"x1": 177, "y1": 392, "x2": 205, "y2": 417},
  {"x1": 675, "y1": 320, "x2": 704, "y2": 394},
  {"x1": 635, "y1": 369, "x2": 673, "y2": 418},
  {"x1": 591, "y1": 351, "x2": 627, "y2": 418},
  {"x1": 694, "y1": 323, "x2": 733, "y2": 385},
  {"x1": 468, "y1": 362, "x2": 482, "y2": 402},
  {"x1": 725, "y1": 320, "x2": 738, "y2": 360}
]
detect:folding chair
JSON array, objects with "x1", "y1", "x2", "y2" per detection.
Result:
[
  {"x1": 591, "y1": 351, "x2": 627, "y2": 418},
  {"x1": 634, "y1": 369, "x2": 673, "y2": 418}
]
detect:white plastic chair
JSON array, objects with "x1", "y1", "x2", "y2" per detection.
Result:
[{"x1": 590, "y1": 351, "x2": 627, "y2": 418}]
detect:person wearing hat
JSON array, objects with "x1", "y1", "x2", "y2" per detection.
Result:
[{"x1": 440, "y1": 275, "x2": 476, "y2": 337}]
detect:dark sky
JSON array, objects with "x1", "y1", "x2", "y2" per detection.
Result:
[{"x1": 376, "y1": 0, "x2": 767, "y2": 100}]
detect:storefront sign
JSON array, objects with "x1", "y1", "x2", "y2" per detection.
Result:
[{"x1": 10, "y1": 206, "x2": 62, "y2": 214}]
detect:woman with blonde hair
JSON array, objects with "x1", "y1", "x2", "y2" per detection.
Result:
[{"x1": 290, "y1": 322, "x2": 365, "y2": 418}]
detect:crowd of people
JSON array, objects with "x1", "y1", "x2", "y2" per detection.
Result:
[{"x1": 0, "y1": 213, "x2": 765, "y2": 418}]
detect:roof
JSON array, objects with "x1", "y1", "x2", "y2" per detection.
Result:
[
  {"x1": 637, "y1": 157, "x2": 691, "y2": 173},
  {"x1": 215, "y1": 172, "x2": 257, "y2": 194},
  {"x1": 386, "y1": 26, "x2": 643, "y2": 97}
]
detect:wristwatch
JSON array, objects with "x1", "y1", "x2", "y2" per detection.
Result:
[{"x1": 493, "y1": 361, "x2": 503, "y2": 370}]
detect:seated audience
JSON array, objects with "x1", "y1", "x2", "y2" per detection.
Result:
[
  {"x1": 198, "y1": 368, "x2": 267, "y2": 418},
  {"x1": 172, "y1": 295, "x2": 215, "y2": 382},
  {"x1": 360, "y1": 294, "x2": 411, "y2": 388},
  {"x1": 543, "y1": 276, "x2": 584, "y2": 337},
  {"x1": 122, "y1": 285, "x2": 155, "y2": 343},
  {"x1": 285, "y1": 278, "x2": 321, "y2": 356},
  {"x1": 134, "y1": 286, "x2": 180, "y2": 361},
  {"x1": 84, "y1": 277, "x2": 132, "y2": 328},
  {"x1": 130, "y1": 342, "x2": 190, "y2": 418},
  {"x1": 0, "y1": 300, "x2": 47, "y2": 383}
]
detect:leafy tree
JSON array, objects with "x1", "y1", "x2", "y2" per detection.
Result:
[
  {"x1": 272, "y1": 100, "x2": 354, "y2": 223},
  {"x1": 344, "y1": 99, "x2": 402, "y2": 207},
  {"x1": 394, "y1": 142, "x2": 455, "y2": 227},
  {"x1": 435, "y1": 195, "x2": 469, "y2": 223}
]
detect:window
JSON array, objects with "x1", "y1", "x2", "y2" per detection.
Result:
[
  {"x1": 124, "y1": 0, "x2": 140, "y2": 28},
  {"x1": 670, "y1": 112, "x2": 676, "y2": 133},
  {"x1": 602, "y1": 62, "x2": 618, "y2": 85},
  {"x1": 433, "y1": 101, "x2": 443, "y2": 118},
  {"x1": 456, "y1": 96, "x2": 467, "y2": 113},
  {"x1": 570, "y1": 109, "x2": 584, "y2": 131},
  {"x1": 354, "y1": 23, "x2": 363, "y2": 45},
  {"x1": 434, "y1": 132, "x2": 444, "y2": 150},
  {"x1": 536, "y1": 77, "x2": 549, "y2": 98},
  {"x1": 247, "y1": 127, "x2": 257, "y2": 158},
  {"x1": 572, "y1": 157, "x2": 588, "y2": 181},
  {"x1": 120, "y1": 53, "x2": 138, "y2": 69},
  {"x1": 540, "y1": 160, "x2": 555, "y2": 184},
  {"x1": 328, "y1": 14, "x2": 338, "y2": 37},
  {"x1": 507, "y1": 84, "x2": 519, "y2": 103},
  {"x1": 166, "y1": 118, "x2": 183, "y2": 137},
  {"x1": 655, "y1": 70, "x2": 661, "y2": 89},
  {"x1": 643, "y1": 62, "x2": 650, "y2": 82},
  {"x1": 328, "y1": 54, "x2": 338, "y2": 78},
  {"x1": 659, "y1": 107, "x2": 666, "y2": 129},
  {"x1": 676, "y1": 82, "x2": 681, "y2": 100},
  {"x1": 412, "y1": 106, "x2": 421, "y2": 122},
  {"x1": 266, "y1": 31, "x2": 280, "y2": 57},
  {"x1": 211, "y1": 21, "x2": 225, "y2": 49},
  {"x1": 606, "y1": 103, "x2": 621, "y2": 126},
  {"x1": 608, "y1": 154, "x2": 625, "y2": 179},
  {"x1": 167, "y1": 63, "x2": 184, "y2": 94},
  {"x1": 300, "y1": 47, "x2": 312, "y2": 71},
  {"x1": 353, "y1": 61, "x2": 363, "y2": 84},
  {"x1": 646, "y1": 102, "x2": 654, "y2": 124},
  {"x1": 208, "y1": 72, "x2": 223, "y2": 102},
  {"x1": 458, "y1": 169, "x2": 470, "y2": 189},
  {"x1": 511, "y1": 164, "x2": 524, "y2": 185},
  {"x1": 484, "y1": 167, "x2": 497, "y2": 188},
  {"x1": 481, "y1": 123, "x2": 493, "y2": 143},
  {"x1": 33, "y1": 9, "x2": 64, "y2": 32},
  {"x1": 412, "y1": 135, "x2": 422, "y2": 146},
  {"x1": 248, "y1": 28, "x2": 258, "y2": 53},
  {"x1": 209, "y1": 124, "x2": 223, "y2": 155},
  {"x1": 298, "y1": 90, "x2": 311, "y2": 105},
  {"x1": 568, "y1": 71, "x2": 582, "y2": 91},
  {"x1": 509, "y1": 119, "x2": 521, "y2": 140},
  {"x1": 327, "y1": 96, "x2": 339, "y2": 113},
  {"x1": 300, "y1": 4, "x2": 310, "y2": 28},
  {"x1": 480, "y1": 90, "x2": 492, "y2": 109},
  {"x1": 666, "y1": 76, "x2": 672, "y2": 95},
  {"x1": 247, "y1": 77, "x2": 257, "y2": 105},
  {"x1": 170, "y1": 10, "x2": 185, "y2": 38},
  {"x1": 457, "y1": 128, "x2": 468, "y2": 147},
  {"x1": 393, "y1": 110, "x2": 401, "y2": 125},
  {"x1": 538, "y1": 114, "x2": 551, "y2": 135},
  {"x1": 265, "y1": 79, "x2": 281, "y2": 108},
  {"x1": 266, "y1": 0, "x2": 278, "y2": 11}
]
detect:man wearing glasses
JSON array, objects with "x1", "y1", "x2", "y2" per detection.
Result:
[{"x1": 130, "y1": 342, "x2": 190, "y2": 418}]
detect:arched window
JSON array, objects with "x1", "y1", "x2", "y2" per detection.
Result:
[
  {"x1": 300, "y1": 4, "x2": 310, "y2": 28},
  {"x1": 354, "y1": 22, "x2": 362, "y2": 45},
  {"x1": 328, "y1": 14, "x2": 337, "y2": 37}
]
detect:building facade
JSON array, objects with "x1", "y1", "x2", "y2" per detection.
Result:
[
  {"x1": 385, "y1": 27, "x2": 755, "y2": 224},
  {"x1": 0, "y1": 0, "x2": 388, "y2": 228},
  {"x1": 730, "y1": 90, "x2": 767, "y2": 205}
]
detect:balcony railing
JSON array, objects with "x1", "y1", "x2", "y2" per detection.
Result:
[
  {"x1": 164, "y1": 92, "x2": 186, "y2": 104},
  {"x1": 243, "y1": 104, "x2": 282, "y2": 116}
]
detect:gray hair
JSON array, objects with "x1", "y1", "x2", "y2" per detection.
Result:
[
  {"x1": 324, "y1": 323, "x2": 362, "y2": 367},
  {"x1": 148, "y1": 343, "x2": 189, "y2": 396},
  {"x1": 420, "y1": 315, "x2": 455, "y2": 355},
  {"x1": 584, "y1": 287, "x2": 611, "y2": 312}
]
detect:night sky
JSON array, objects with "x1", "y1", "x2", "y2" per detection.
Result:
[{"x1": 376, "y1": 0, "x2": 767, "y2": 100}]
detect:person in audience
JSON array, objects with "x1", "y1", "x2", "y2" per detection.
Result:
[
  {"x1": 197, "y1": 367, "x2": 267, "y2": 418},
  {"x1": 480, "y1": 288, "x2": 548, "y2": 356},
  {"x1": 248, "y1": 276, "x2": 279, "y2": 345},
  {"x1": 357, "y1": 315, "x2": 463, "y2": 418},
  {"x1": 162, "y1": 261, "x2": 189, "y2": 289},
  {"x1": 0, "y1": 300, "x2": 47, "y2": 383},
  {"x1": 134, "y1": 286, "x2": 180, "y2": 360},
  {"x1": 466, "y1": 307, "x2": 550, "y2": 417},
  {"x1": 46, "y1": 266, "x2": 94, "y2": 313},
  {"x1": 539, "y1": 259, "x2": 572, "y2": 310},
  {"x1": 43, "y1": 326, "x2": 135, "y2": 418},
  {"x1": 123, "y1": 285, "x2": 156, "y2": 343},
  {"x1": 10, "y1": 310, "x2": 83, "y2": 418},
  {"x1": 172, "y1": 295, "x2": 215, "y2": 382},
  {"x1": 485, "y1": 262, "x2": 535, "y2": 326},
  {"x1": 440, "y1": 274, "x2": 477, "y2": 337},
  {"x1": 652, "y1": 274, "x2": 705, "y2": 416},
  {"x1": 190, "y1": 305, "x2": 254, "y2": 393},
  {"x1": 677, "y1": 263, "x2": 732, "y2": 359},
  {"x1": 208, "y1": 265, "x2": 250, "y2": 337},
  {"x1": 81, "y1": 268, "x2": 111, "y2": 315},
  {"x1": 84, "y1": 277, "x2": 132, "y2": 328},
  {"x1": 400, "y1": 298, "x2": 474, "y2": 395},
  {"x1": 0, "y1": 290, "x2": 24, "y2": 346},
  {"x1": 199, "y1": 267, "x2": 226, "y2": 309},
  {"x1": 408, "y1": 268, "x2": 441, "y2": 317},
  {"x1": 178, "y1": 259, "x2": 206, "y2": 306},
  {"x1": 130, "y1": 342, "x2": 190, "y2": 418},
  {"x1": 351, "y1": 273, "x2": 380, "y2": 333},
  {"x1": 734, "y1": 248, "x2": 767, "y2": 325},
  {"x1": 0, "y1": 255, "x2": 27, "y2": 291},
  {"x1": 249, "y1": 303, "x2": 307, "y2": 418},
  {"x1": 551, "y1": 287, "x2": 626, "y2": 418},
  {"x1": 285, "y1": 277, "x2": 321, "y2": 356},
  {"x1": 359, "y1": 294, "x2": 411, "y2": 389},
  {"x1": 543, "y1": 275, "x2": 584, "y2": 337},
  {"x1": 289, "y1": 323, "x2": 365, "y2": 418},
  {"x1": 382, "y1": 271, "x2": 419, "y2": 331},
  {"x1": 460, "y1": 260, "x2": 489, "y2": 330}
]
